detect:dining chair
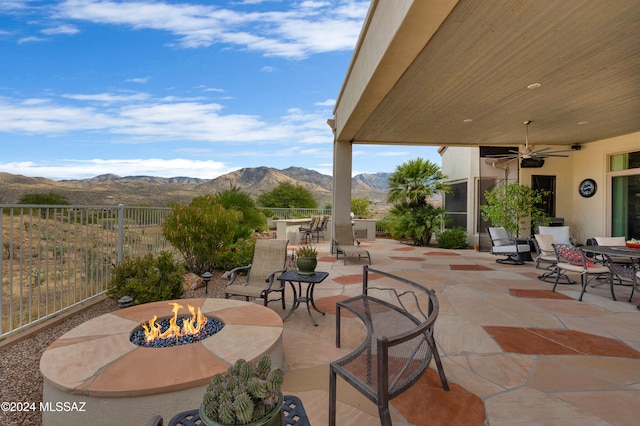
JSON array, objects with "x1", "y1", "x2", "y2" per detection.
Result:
[{"x1": 551, "y1": 244, "x2": 610, "y2": 301}]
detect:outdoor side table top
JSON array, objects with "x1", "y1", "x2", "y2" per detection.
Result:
[{"x1": 277, "y1": 270, "x2": 329, "y2": 326}]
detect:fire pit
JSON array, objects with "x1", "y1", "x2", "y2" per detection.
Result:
[
  {"x1": 130, "y1": 302, "x2": 224, "y2": 348},
  {"x1": 40, "y1": 298, "x2": 284, "y2": 426}
]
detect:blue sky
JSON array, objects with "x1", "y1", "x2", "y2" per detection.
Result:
[{"x1": 0, "y1": 0, "x2": 440, "y2": 181}]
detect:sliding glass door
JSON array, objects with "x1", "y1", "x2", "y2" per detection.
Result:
[{"x1": 610, "y1": 151, "x2": 640, "y2": 239}]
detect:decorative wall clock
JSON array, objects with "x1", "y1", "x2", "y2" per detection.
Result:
[{"x1": 579, "y1": 179, "x2": 597, "y2": 198}]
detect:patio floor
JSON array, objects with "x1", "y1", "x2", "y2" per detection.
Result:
[{"x1": 271, "y1": 238, "x2": 640, "y2": 426}]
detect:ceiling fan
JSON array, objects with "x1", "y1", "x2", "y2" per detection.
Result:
[{"x1": 486, "y1": 120, "x2": 573, "y2": 162}]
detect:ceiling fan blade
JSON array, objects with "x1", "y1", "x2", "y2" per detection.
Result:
[
  {"x1": 531, "y1": 147, "x2": 552, "y2": 153},
  {"x1": 536, "y1": 153, "x2": 569, "y2": 158},
  {"x1": 484, "y1": 154, "x2": 517, "y2": 158}
]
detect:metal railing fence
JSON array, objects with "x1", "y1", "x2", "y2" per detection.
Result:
[{"x1": 0, "y1": 204, "x2": 171, "y2": 338}]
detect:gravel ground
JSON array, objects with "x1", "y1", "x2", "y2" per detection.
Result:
[{"x1": 0, "y1": 274, "x2": 228, "y2": 426}]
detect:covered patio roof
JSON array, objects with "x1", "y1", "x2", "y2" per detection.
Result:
[{"x1": 331, "y1": 0, "x2": 640, "y2": 149}]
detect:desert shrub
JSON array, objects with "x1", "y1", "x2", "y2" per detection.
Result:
[
  {"x1": 162, "y1": 195, "x2": 240, "y2": 274},
  {"x1": 215, "y1": 189, "x2": 267, "y2": 237},
  {"x1": 437, "y1": 227, "x2": 468, "y2": 249},
  {"x1": 107, "y1": 251, "x2": 185, "y2": 304},
  {"x1": 385, "y1": 203, "x2": 445, "y2": 246},
  {"x1": 213, "y1": 238, "x2": 256, "y2": 272},
  {"x1": 351, "y1": 197, "x2": 373, "y2": 217},
  {"x1": 18, "y1": 192, "x2": 70, "y2": 205}
]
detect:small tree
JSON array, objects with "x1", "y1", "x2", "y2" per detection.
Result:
[
  {"x1": 162, "y1": 195, "x2": 240, "y2": 274},
  {"x1": 385, "y1": 158, "x2": 450, "y2": 246},
  {"x1": 480, "y1": 182, "x2": 550, "y2": 238},
  {"x1": 351, "y1": 197, "x2": 373, "y2": 217},
  {"x1": 257, "y1": 182, "x2": 317, "y2": 208}
]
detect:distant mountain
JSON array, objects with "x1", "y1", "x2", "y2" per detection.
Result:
[{"x1": 0, "y1": 168, "x2": 390, "y2": 207}]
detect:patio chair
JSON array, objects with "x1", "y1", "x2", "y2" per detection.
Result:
[
  {"x1": 223, "y1": 239, "x2": 288, "y2": 308},
  {"x1": 603, "y1": 255, "x2": 639, "y2": 302},
  {"x1": 487, "y1": 227, "x2": 531, "y2": 265},
  {"x1": 551, "y1": 243, "x2": 610, "y2": 301},
  {"x1": 313, "y1": 215, "x2": 329, "y2": 242},
  {"x1": 533, "y1": 233, "x2": 574, "y2": 283},
  {"x1": 299, "y1": 216, "x2": 320, "y2": 244},
  {"x1": 593, "y1": 236, "x2": 632, "y2": 264},
  {"x1": 329, "y1": 266, "x2": 449, "y2": 426},
  {"x1": 539, "y1": 226, "x2": 576, "y2": 246},
  {"x1": 332, "y1": 222, "x2": 371, "y2": 265}
]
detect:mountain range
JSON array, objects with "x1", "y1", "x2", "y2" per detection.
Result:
[{"x1": 0, "y1": 167, "x2": 390, "y2": 207}]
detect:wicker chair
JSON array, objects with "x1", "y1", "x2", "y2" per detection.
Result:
[
  {"x1": 223, "y1": 239, "x2": 288, "y2": 308},
  {"x1": 329, "y1": 266, "x2": 449, "y2": 426}
]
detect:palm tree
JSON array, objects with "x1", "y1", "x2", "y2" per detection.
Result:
[
  {"x1": 388, "y1": 158, "x2": 450, "y2": 206},
  {"x1": 386, "y1": 158, "x2": 450, "y2": 246}
]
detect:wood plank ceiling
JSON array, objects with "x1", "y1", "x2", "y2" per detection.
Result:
[{"x1": 350, "y1": 0, "x2": 640, "y2": 149}]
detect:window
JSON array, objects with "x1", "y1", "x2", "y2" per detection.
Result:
[
  {"x1": 531, "y1": 175, "x2": 556, "y2": 218},
  {"x1": 444, "y1": 181, "x2": 467, "y2": 229},
  {"x1": 610, "y1": 150, "x2": 640, "y2": 239},
  {"x1": 477, "y1": 178, "x2": 496, "y2": 232}
]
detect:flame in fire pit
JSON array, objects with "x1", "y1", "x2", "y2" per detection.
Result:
[{"x1": 142, "y1": 302, "x2": 208, "y2": 343}]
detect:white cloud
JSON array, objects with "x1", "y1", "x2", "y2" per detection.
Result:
[
  {"x1": 41, "y1": 24, "x2": 79, "y2": 35},
  {"x1": 0, "y1": 94, "x2": 334, "y2": 144},
  {"x1": 126, "y1": 76, "x2": 151, "y2": 84},
  {"x1": 17, "y1": 36, "x2": 46, "y2": 44},
  {"x1": 315, "y1": 99, "x2": 335, "y2": 106},
  {"x1": 53, "y1": 0, "x2": 368, "y2": 58},
  {"x1": 62, "y1": 92, "x2": 151, "y2": 103},
  {"x1": 0, "y1": 158, "x2": 236, "y2": 180}
]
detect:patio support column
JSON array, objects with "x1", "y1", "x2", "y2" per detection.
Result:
[{"x1": 332, "y1": 139, "x2": 352, "y2": 239}]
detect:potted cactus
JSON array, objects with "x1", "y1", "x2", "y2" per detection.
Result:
[
  {"x1": 295, "y1": 246, "x2": 318, "y2": 275},
  {"x1": 200, "y1": 356, "x2": 285, "y2": 426}
]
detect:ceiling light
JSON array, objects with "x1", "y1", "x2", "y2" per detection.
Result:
[
  {"x1": 527, "y1": 83, "x2": 542, "y2": 89},
  {"x1": 464, "y1": 119, "x2": 473, "y2": 123}
]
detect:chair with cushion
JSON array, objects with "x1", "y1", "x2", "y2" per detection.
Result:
[
  {"x1": 593, "y1": 236, "x2": 632, "y2": 265},
  {"x1": 551, "y1": 243, "x2": 610, "y2": 301},
  {"x1": 487, "y1": 227, "x2": 531, "y2": 265},
  {"x1": 223, "y1": 239, "x2": 288, "y2": 308},
  {"x1": 533, "y1": 233, "x2": 574, "y2": 283},
  {"x1": 538, "y1": 226, "x2": 576, "y2": 246},
  {"x1": 332, "y1": 222, "x2": 371, "y2": 265}
]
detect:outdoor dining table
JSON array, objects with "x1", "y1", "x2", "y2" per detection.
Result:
[{"x1": 580, "y1": 245, "x2": 640, "y2": 309}]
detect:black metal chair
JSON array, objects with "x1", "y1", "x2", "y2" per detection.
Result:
[
  {"x1": 551, "y1": 244, "x2": 610, "y2": 301},
  {"x1": 329, "y1": 266, "x2": 449, "y2": 426}
]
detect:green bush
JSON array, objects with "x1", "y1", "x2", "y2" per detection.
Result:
[
  {"x1": 437, "y1": 227, "x2": 468, "y2": 249},
  {"x1": 162, "y1": 195, "x2": 240, "y2": 274},
  {"x1": 213, "y1": 239, "x2": 256, "y2": 272},
  {"x1": 107, "y1": 252, "x2": 185, "y2": 304}
]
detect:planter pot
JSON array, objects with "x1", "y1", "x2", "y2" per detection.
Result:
[
  {"x1": 296, "y1": 257, "x2": 317, "y2": 275},
  {"x1": 199, "y1": 393, "x2": 283, "y2": 426}
]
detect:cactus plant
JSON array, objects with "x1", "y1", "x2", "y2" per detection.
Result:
[{"x1": 200, "y1": 355, "x2": 285, "y2": 425}]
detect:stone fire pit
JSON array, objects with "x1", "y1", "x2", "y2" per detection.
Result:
[{"x1": 40, "y1": 298, "x2": 284, "y2": 426}]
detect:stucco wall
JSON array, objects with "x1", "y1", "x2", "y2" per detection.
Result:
[
  {"x1": 442, "y1": 131, "x2": 640, "y2": 245},
  {"x1": 520, "y1": 131, "x2": 639, "y2": 244}
]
